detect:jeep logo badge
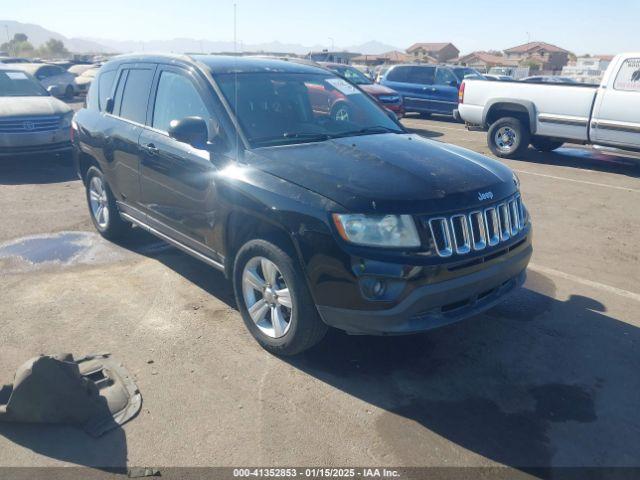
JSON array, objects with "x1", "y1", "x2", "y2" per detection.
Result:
[{"x1": 478, "y1": 191, "x2": 494, "y2": 201}]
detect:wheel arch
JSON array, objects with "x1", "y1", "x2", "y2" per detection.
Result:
[
  {"x1": 77, "y1": 151, "x2": 101, "y2": 185},
  {"x1": 223, "y1": 209, "x2": 302, "y2": 279},
  {"x1": 483, "y1": 99, "x2": 537, "y2": 134}
]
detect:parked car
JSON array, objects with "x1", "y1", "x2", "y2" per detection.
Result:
[
  {"x1": 73, "y1": 66, "x2": 100, "y2": 95},
  {"x1": 487, "y1": 66, "x2": 530, "y2": 80},
  {"x1": 381, "y1": 64, "x2": 483, "y2": 117},
  {"x1": 521, "y1": 76, "x2": 578, "y2": 84},
  {"x1": 0, "y1": 57, "x2": 31, "y2": 64},
  {"x1": 0, "y1": 66, "x2": 73, "y2": 156},
  {"x1": 68, "y1": 63, "x2": 96, "y2": 76},
  {"x1": 73, "y1": 54, "x2": 532, "y2": 355},
  {"x1": 484, "y1": 74, "x2": 513, "y2": 81},
  {"x1": 11, "y1": 63, "x2": 78, "y2": 99},
  {"x1": 319, "y1": 62, "x2": 405, "y2": 118},
  {"x1": 457, "y1": 53, "x2": 640, "y2": 159}
]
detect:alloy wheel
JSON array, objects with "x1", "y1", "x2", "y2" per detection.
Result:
[
  {"x1": 89, "y1": 176, "x2": 109, "y2": 229},
  {"x1": 242, "y1": 256, "x2": 292, "y2": 338}
]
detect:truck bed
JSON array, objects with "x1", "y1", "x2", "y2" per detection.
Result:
[{"x1": 460, "y1": 80, "x2": 598, "y2": 142}]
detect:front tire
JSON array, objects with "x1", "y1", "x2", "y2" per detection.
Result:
[
  {"x1": 531, "y1": 137, "x2": 564, "y2": 152},
  {"x1": 85, "y1": 166, "x2": 129, "y2": 240},
  {"x1": 487, "y1": 117, "x2": 530, "y2": 158},
  {"x1": 233, "y1": 239, "x2": 327, "y2": 356}
]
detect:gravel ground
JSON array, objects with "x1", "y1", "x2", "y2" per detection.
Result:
[{"x1": 0, "y1": 110, "x2": 638, "y2": 473}]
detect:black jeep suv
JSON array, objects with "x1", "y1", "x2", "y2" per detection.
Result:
[{"x1": 73, "y1": 54, "x2": 532, "y2": 355}]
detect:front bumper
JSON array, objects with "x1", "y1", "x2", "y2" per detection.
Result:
[
  {"x1": 0, "y1": 129, "x2": 72, "y2": 156},
  {"x1": 316, "y1": 242, "x2": 531, "y2": 335},
  {"x1": 0, "y1": 140, "x2": 72, "y2": 156}
]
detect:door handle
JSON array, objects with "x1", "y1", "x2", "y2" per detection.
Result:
[{"x1": 143, "y1": 143, "x2": 159, "y2": 155}]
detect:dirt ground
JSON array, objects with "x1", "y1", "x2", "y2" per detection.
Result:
[{"x1": 1, "y1": 111, "x2": 639, "y2": 473}]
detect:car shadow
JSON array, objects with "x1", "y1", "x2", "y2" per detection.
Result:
[
  {"x1": 0, "y1": 420, "x2": 128, "y2": 471},
  {"x1": 115, "y1": 228, "x2": 236, "y2": 309},
  {"x1": 0, "y1": 153, "x2": 78, "y2": 185},
  {"x1": 518, "y1": 146, "x2": 640, "y2": 179},
  {"x1": 101, "y1": 230, "x2": 640, "y2": 470},
  {"x1": 279, "y1": 270, "x2": 640, "y2": 470}
]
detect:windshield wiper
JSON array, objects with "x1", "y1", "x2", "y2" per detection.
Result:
[
  {"x1": 334, "y1": 125, "x2": 402, "y2": 138},
  {"x1": 251, "y1": 132, "x2": 333, "y2": 147}
]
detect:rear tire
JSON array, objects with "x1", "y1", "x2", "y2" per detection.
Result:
[
  {"x1": 233, "y1": 239, "x2": 327, "y2": 356},
  {"x1": 487, "y1": 117, "x2": 530, "y2": 158},
  {"x1": 531, "y1": 137, "x2": 564, "y2": 152},
  {"x1": 85, "y1": 166, "x2": 129, "y2": 240}
]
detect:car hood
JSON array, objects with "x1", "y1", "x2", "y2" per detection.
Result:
[
  {"x1": 360, "y1": 84, "x2": 398, "y2": 96},
  {"x1": 249, "y1": 133, "x2": 517, "y2": 213},
  {"x1": 0, "y1": 96, "x2": 72, "y2": 118}
]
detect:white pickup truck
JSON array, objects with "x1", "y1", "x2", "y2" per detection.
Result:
[{"x1": 457, "y1": 53, "x2": 640, "y2": 159}]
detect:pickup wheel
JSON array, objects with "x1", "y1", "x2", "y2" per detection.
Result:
[
  {"x1": 487, "y1": 117, "x2": 530, "y2": 158},
  {"x1": 531, "y1": 137, "x2": 564, "y2": 152},
  {"x1": 85, "y1": 166, "x2": 129, "y2": 240},
  {"x1": 233, "y1": 239, "x2": 328, "y2": 356}
]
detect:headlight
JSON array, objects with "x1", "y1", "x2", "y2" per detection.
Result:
[
  {"x1": 513, "y1": 172, "x2": 520, "y2": 189},
  {"x1": 60, "y1": 112, "x2": 73, "y2": 128},
  {"x1": 332, "y1": 213, "x2": 420, "y2": 248}
]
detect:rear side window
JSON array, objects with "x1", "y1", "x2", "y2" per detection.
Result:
[
  {"x1": 97, "y1": 70, "x2": 116, "y2": 111},
  {"x1": 118, "y1": 68, "x2": 154, "y2": 124},
  {"x1": 152, "y1": 70, "x2": 209, "y2": 133},
  {"x1": 407, "y1": 66, "x2": 435, "y2": 85},
  {"x1": 614, "y1": 58, "x2": 640, "y2": 92},
  {"x1": 386, "y1": 66, "x2": 410, "y2": 82}
]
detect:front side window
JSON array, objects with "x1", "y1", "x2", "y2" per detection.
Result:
[
  {"x1": 118, "y1": 68, "x2": 154, "y2": 123},
  {"x1": 0, "y1": 70, "x2": 47, "y2": 97},
  {"x1": 215, "y1": 71, "x2": 402, "y2": 148},
  {"x1": 152, "y1": 71, "x2": 209, "y2": 133},
  {"x1": 614, "y1": 58, "x2": 640, "y2": 92}
]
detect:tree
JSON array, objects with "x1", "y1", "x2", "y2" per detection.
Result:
[
  {"x1": 37, "y1": 38, "x2": 70, "y2": 58},
  {"x1": 0, "y1": 33, "x2": 35, "y2": 57}
]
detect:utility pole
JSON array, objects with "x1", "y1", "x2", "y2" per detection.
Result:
[{"x1": 4, "y1": 25, "x2": 10, "y2": 56}]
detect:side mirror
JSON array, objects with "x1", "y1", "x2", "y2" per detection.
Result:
[
  {"x1": 105, "y1": 97, "x2": 114, "y2": 114},
  {"x1": 448, "y1": 80, "x2": 459, "y2": 87},
  {"x1": 47, "y1": 85, "x2": 62, "y2": 97},
  {"x1": 168, "y1": 116, "x2": 209, "y2": 148}
]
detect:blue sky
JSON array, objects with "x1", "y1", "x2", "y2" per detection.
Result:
[{"x1": 3, "y1": 0, "x2": 639, "y2": 54}]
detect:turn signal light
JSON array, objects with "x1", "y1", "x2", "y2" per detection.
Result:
[{"x1": 458, "y1": 81, "x2": 465, "y2": 104}]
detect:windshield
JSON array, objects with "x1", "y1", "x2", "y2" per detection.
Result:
[
  {"x1": 215, "y1": 72, "x2": 403, "y2": 148},
  {"x1": 0, "y1": 70, "x2": 48, "y2": 97},
  {"x1": 326, "y1": 65, "x2": 372, "y2": 85}
]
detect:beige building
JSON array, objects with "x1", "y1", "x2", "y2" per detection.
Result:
[
  {"x1": 406, "y1": 42, "x2": 459, "y2": 63},
  {"x1": 455, "y1": 51, "x2": 518, "y2": 72},
  {"x1": 352, "y1": 50, "x2": 414, "y2": 66},
  {"x1": 503, "y1": 41, "x2": 570, "y2": 73}
]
